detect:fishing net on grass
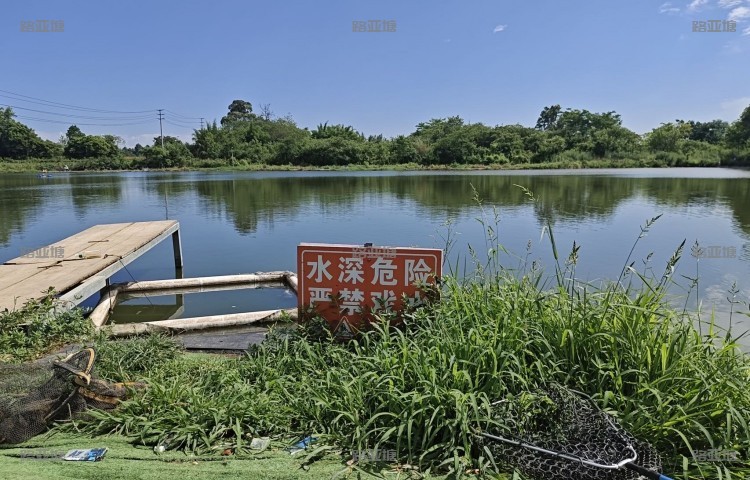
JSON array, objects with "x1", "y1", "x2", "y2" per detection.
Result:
[
  {"x1": 0, "y1": 348, "x2": 138, "y2": 444},
  {"x1": 480, "y1": 383, "x2": 663, "y2": 480}
]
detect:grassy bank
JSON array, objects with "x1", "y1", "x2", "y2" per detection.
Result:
[
  {"x1": 0, "y1": 432, "x2": 380, "y2": 480},
  {"x1": 1, "y1": 152, "x2": 748, "y2": 173},
  {"x1": 65, "y1": 224, "x2": 750, "y2": 479}
]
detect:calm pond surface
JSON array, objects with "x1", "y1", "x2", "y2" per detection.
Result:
[{"x1": 1, "y1": 169, "x2": 749, "y2": 336}]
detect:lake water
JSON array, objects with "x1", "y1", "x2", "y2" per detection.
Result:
[{"x1": 1, "y1": 169, "x2": 748, "y2": 336}]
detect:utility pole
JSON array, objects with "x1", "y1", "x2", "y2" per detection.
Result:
[
  {"x1": 200, "y1": 117, "x2": 205, "y2": 129},
  {"x1": 157, "y1": 109, "x2": 164, "y2": 147}
]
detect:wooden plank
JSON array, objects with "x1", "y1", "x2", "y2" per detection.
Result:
[
  {"x1": 3, "y1": 222, "x2": 174, "y2": 305},
  {"x1": 0, "y1": 222, "x2": 169, "y2": 292},
  {"x1": 57, "y1": 221, "x2": 179, "y2": 306},
  {"x1": 0, "y1": 221, "x2": 178, "y2": 311},
  {"x1": 2, "y1": 223, "x2": 132, "y2": 267},
  {"x1": 178, "y1": 330, "x2": 268, "y2": 351}
]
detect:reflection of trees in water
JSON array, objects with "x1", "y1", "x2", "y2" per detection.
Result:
[
  {"x1": 2, "y1": 173, "x2": 749, "y2": 245},
  {"x1": 0, "y1": 174, "x2": 126, "y2": 246},
  {"x1": 68, "y1": 174, "x2": 124, "y2": 218},
  {"x1": 188, "y1": 174, "x2": 750, "y2": 237},
  {"x1": 193, "y1": 177, "x2": 367, "y2": 234},
  {"x1": 0, "y1": 176, "x2": 45, "y2": 246}
]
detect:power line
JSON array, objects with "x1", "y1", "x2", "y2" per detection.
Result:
[
  {"x1": 14, "y1": 115, "x2": 153, "y2": 127},
  {"x1": 164, "y1": 116, "x2": 201, "y2": 126},
  {"x1": 2, "y1": 89, "x2": 206, "y2": 137},
  {"x1": 164, "y1": 120, "x2": 200, "y2": 129},
  {"x1": 0, "y1": 89, "x2": 156, "y2": 114},
  {"x1": 1, "y1": 103, "x2": 154, "y2": 121},
  {"x1": 164, "y1": 109, "x2": 202, "y2": 120}
]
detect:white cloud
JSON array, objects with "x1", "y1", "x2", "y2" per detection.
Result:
[
  {"x1": 688, "y1": 0, "x2": 709, "y2": 11},
  {"x1": 718, "y1": 0, "x2": 743, "y2": 8},
  {"x1": 744, "y1": 26, "x2": 750, "y2": 35},
  {"x1": 493, "y1": 24, "x2": 507, "y2": 33},
  {"x1": 659, "y1": 2, "x2": 680, "y2": 13},
  {"x1": 728, "y1": 6, "x2": 750, "y2": 20}
]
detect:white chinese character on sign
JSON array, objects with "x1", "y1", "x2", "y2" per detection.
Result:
[
  {"x1": 306, "y1": 255, "x2": 332, "y2": 282},
  {"x1": 406, "y1": 291, "x2": 425, "y2": 308},
  {"x1": 339, "y1": 288, "x2": 365, "y2": 315},
  {"x1": 309, "y1": 287, "x2": 332, "y2": 303},
  {"x1": 405, "y1": 258, "x2": 431, "y2": 284},
  {"x1": 371, "y1": 290, "x2": 396, "y2": 312},
  {"x1": 338, "y1": 257, "x2": 364, "y2": 284},
  {"x1": 52, "y1": 246, "x2": 65, "y2": 259},
  {"x1": 371, "y1": 257, "x2": 397, "y2": 285}
]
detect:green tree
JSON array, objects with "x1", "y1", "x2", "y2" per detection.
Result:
[
  {"x1": 490, "y1": 125, "x2": 536, "y2": 163},
  {"x1": 555, "y1": 109, "x2": 625, "y2": 152},
  {"x1": 64, "y1": 132, "x2": 120, "y2": 159},
  {"x1": 535, "y1": 104, "x2": 561, "y2": 131},
  {"x1": 141, "y1": 136, "x2": 192, "y2": 167},
  {"x1": 66, "y1": 125, "x2": 85, "y2": 142},
  {"x1": 645, "y1": 122, "x2": 692, "y2": 152},
  {"x1": 431, "y1": 131, "x2": 478, "y2": 164},
  {"x1": 390, "y1": 135, "x2": 423, "y2": 164},
  {"x1": 220, "y1": 100, "x2": 254, "y2": 126},
  {"x1": 192, "y1": 121, "x2": 222, "y2": 158},
  {"x1": 311, "y1": 123, "x2": 364, "y2": 141},
  {"x1": 724, "y1": 105, "x2": 750, "y2": 150},
  {"x1": 686, "y1": 119, "x2": 728, "y2": 144},
  {"x1": 0, "y1": 108, "x2": 60, "y2": 159},
  {"x1": 412, "y1": 116, "x2": 465, "y2": 143}
]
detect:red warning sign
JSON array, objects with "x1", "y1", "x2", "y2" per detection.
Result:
[{"x1": 297, "y1": 243, "x2": 442, "y2": 331}]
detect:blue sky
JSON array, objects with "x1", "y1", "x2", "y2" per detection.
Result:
[{"x1": 1, "y1": 0, "x2": 749, "y2": 146}]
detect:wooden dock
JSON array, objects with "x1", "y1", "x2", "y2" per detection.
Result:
[{"x1": 0, "y1": 221, "x2": 182, "y2": 312}]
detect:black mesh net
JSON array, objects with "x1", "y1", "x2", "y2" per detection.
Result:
[
  {"x1": 0, "y1": 348, "x2": 133, "y2": 444},
  {"x1": 481, "y1": 384, "x2": 663, "y2": 480}
]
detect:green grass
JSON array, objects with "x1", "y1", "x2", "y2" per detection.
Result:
[
  {"x1": 0, "y1": 432, "x2": 434, "y2": 480},
  {"x1": 0, "y1": 155, "x2": 742, "y2": 173},
  {"x1": 70, "y1": 272, "x2": 750, "y2": 478},
  {"x1": 0, "y1": 291, "x2": 93, "y2": 362}
]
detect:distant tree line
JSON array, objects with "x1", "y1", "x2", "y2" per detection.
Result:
[{"x1": 2, "y1": 99, "x2": 750, "y2": 168}]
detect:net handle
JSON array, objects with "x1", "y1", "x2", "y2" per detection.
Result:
[
  {"x1": 478, "y1": 431, "x2": 637, "y2": 470},
  {"x1": 625, "y1": 462, "x2": 674, "y2": 480}
]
